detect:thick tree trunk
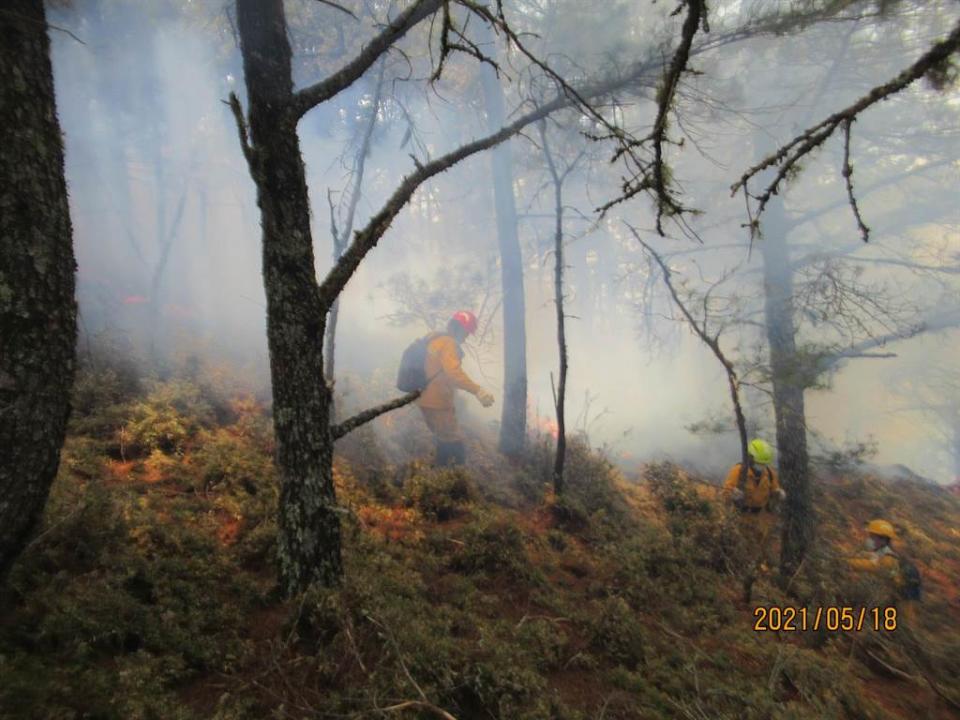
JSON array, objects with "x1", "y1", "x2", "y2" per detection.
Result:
[
  {"x1": 0, "y1": 0, "x2": 78, "y2": 584},
  {"x1": 236, "y1": 0, "x2": 342, "y2": 593},
  {"x1": 760, "y1": 197, "x2": 812, "y2": 580},
  {"x1": 479, "y1": 31, "x2": 527, "y2": 458}
]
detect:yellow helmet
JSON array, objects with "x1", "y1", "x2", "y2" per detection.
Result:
[
  {"x1": 748, "y1": 439, "x2": 774, "y2": 465},
  {"x1": 866, "y1": 519, "x2": 896, "y2": 540}
]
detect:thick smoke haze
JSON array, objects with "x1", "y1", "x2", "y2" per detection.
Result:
[{"x1": 47, "y1": 0, "x2": 959, "y2": 483}]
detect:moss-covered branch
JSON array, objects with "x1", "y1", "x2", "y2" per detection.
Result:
[{"x1": 332, "y1": 391, "x2": 421, "y2": 440}]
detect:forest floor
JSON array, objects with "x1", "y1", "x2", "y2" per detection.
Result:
[{"x1": 2, "y1": 361, "x2": 959, "y2": 720}]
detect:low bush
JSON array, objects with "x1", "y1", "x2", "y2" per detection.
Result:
[{"x1": 405, "y1": 467, "x2": 478, "y2": 521}]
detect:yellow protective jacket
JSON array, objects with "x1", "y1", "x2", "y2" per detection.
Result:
[
  {"x1": 417, "y1": 334, "x2": 482, "y2": 410},
  {"x1": 847, "y1": 546, "x2": 905, "y2": 610},
  {"x1": 848, "y1": 546, "x2": 899, "y2": 575},
  {"x1": 723, "y1": 463, "x2": 780, "y2": 510}
]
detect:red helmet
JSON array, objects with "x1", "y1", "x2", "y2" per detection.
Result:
[{"x1": 451, "y1": 310, "x2": 478, "y2": 335}]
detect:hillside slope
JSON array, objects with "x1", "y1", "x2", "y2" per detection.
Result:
[{"x1": 1, "y1": 372, "x2": 958, "y2": 720}]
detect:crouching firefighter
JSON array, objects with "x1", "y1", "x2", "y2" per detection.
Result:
[
  {"x1": 848, "y1": 519, "x2": 922, "y2": 620},
  {"x1": 846, "y1": 519, "x2": 929, "y2": 675},
  {"x1": 396, "y1": 311, "x2": 495, "y2": 466}
]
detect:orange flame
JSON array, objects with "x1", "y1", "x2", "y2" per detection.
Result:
[{"x1": 533, "y1": 414, "x2": 559, "y2": 440}]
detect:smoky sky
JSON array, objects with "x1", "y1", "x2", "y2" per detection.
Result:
[{"x1": 47, "y1": 0, "x2": 960, "y2": 482}]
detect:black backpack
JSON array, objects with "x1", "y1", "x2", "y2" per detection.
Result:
[
  {"x1": 397, "y1": 333, "x2": 444, "y2": 392},
  {"x1": 896, "y1": 555, "x2": 923, "y2": 601}
]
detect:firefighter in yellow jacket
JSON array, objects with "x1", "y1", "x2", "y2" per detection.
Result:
[
  {"x1": 418, "y1": 311, "x2": 494, "y2": 466},
  {"x1": 723, "y1": 439, "x2": 785, "y2": 510},
  {"x1": 723, "y1": 439, "x2": 786, "y2": 600},
  {"x1": 848, "y1": 519, "x2": 900, "y2": 575},
  {"x1": 847, "y1": 519, "x2": 923, "y2": 621}
]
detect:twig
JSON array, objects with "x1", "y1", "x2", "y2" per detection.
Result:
[
  {"x1": 376, "y1": 700, "x2": 458, "y2": 719},
  {"x1": 22, "y1": 502, "x2": 87, "y2": 554},
  {"x1": 225, "y1": 92, "x2": 255, "y2": 169},
  {"x1": 343, "y1": 617, "x2": 368, "y2": 673},
  {"x1": 311, "y1": 0, "x2": 358, "y2": 19},
  {"x1": 863, "y1": 648, "x2": 919, "y2": 682},
  {"x1": 646, "y1": 0, "x2": 706, "y2": 234},
  {"x1": 364, "y1": 614, "x2": 434, "y2": 708},
  {"x1": 840, "y1": 118, "x2": 870, "y2": 242},
  {"x1": 629, "y1": 224, "x2": 750, "y2": 481},
  {"x1": 515, "y1": 614, "x2": 569, "y2": 629},
  {"x1": 0, "y1": 9, "x2": 87, "y2": 45}
]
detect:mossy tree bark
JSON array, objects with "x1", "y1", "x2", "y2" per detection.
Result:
[
  {"x1": 234, "y1": 0, "x2": 554, "y2": 595},
  {"x1": 235, "y1": 0, "x2": 343, "y2": 592},
  {"x1": 0, "y1": 0, "x2": 78, "y2": 584}
]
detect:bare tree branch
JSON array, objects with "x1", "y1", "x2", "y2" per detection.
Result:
[
  {"x1": 841, "y1": 256, "x2": 960, "y2": 274},
  {"x1": 819, "y1": 306, "x2": 960, "y2": 373},
  {"x1": 629, "y1": 223, "x2": 750, "y2": 480},
  {"x1": 598, "y1": 0, "x2": 706, "y2": 232},
  {"x1": 841, "y1": 118, "x2": 869, "y2": 242},
  {"x1": 325, "y1": 57, "x2": 386, "y2": 385},
  {"x1": 315, "y1": 94, "x2": 568, "y2": 309},
  {"x1": 732, "y1": 19, "x2": 960, "y2": 234},
  {"x1": 431, "y1": 0, "x2": 501, "y2": 81},
  {"x1": 331, "y1": 391, "x2": 420, "y2": 440},
  {"x1": 377, "y1": 701, "x2": 458, "y2": 719},
  {"x1": 784, "y1": 157, "x2": 954, "y2": 230},
  {"x1": 291, "y1": 0, "x2": 441, "y2": 120},
  {"x1": 311, "y1": 0, "x2": 358, "y2": 19},
  {"x1": 225, "y1": 92, "x2": 255, "y2": 169}
]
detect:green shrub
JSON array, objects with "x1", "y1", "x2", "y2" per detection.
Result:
[
  {"x1": 515, "y1": 616, "x2": 569, "y2": 671},
  {"x1": 406, "y1": 467, "x2": 477, "y2": 521},
  {"x1": 587, "y1": 595, "x2": 646, "y2": 669},
  {"x1": 560, "y1": 438, "x2": 631, "y2": 528},
  {"x1": 451, "y1": 516, "x2": 535, "y2": 580}
]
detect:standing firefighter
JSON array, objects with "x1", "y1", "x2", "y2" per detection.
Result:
[
  {"x1": 397, "y1": 311, "x2": 495, "y2": 466},
  {"x1": 724, "y1": 439, "x2": 786, "y2": 512},
  {"x1": 723, "y1": 439, "x2": 786, "y2": 601}
]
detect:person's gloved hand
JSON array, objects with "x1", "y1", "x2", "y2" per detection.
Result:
[
  {"x1": 476, "y1": 389, "x2": 495, "y2": 408},
  {"x1": 775, "y1": 488, "x2": 786, "y2": 501},
  {"x1": 731, "y1": 488, "x2": 744, "y2": 503}
]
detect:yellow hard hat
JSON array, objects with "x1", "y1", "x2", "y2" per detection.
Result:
[
  {"x1": 748, "y1": 438, "x2": 774, "y2": 465},
  {"x1": 866, "y1": 519, "x2": 896, "y2": 540}
]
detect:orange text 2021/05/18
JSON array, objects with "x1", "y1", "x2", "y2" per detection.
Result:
[{"x1": 753, "y1": 606, "x2": 899, "y2": 632}]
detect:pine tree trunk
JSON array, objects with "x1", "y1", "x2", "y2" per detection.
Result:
[
  {"x1": 479, "y1": 30, "x2": 527, "y2": 458},
  {"x1": 952, "y1": 412, "x2": 960, "y2": 483},
  {"x1": 760, "y1": 197, "x2": 813, "y2": 580},
  {"x1": 0, "y1": 0, "x2": 78, "y2": 584},
  {"x1": 236, "y1": 0, "x2": 342, "y2": 594}
]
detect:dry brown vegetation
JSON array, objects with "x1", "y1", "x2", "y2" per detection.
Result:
[{"x1": 2, "y1": 360, "x2": 959, "y2": 719}]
